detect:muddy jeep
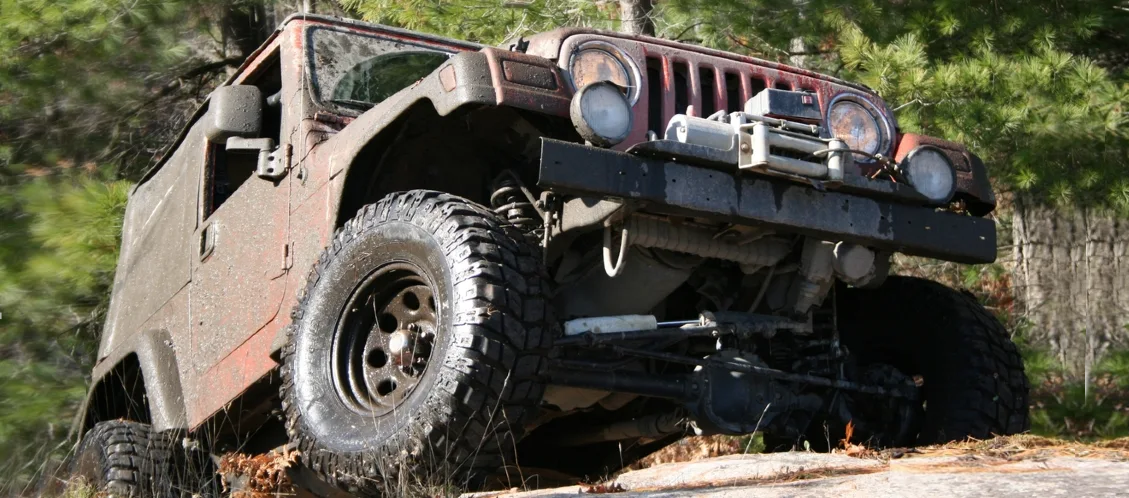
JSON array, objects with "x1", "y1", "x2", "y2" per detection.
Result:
[{"x1": 73, "y1": 13, "x2": 1028, "y2": 496}]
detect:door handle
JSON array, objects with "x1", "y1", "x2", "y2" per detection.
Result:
[{"x1": 199, "y1": 222, "x2": 217, "y2": 262}]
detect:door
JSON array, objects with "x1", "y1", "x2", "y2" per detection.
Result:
[{"x1": 190, "y1": 49, "x2": 291, "y2": 372}]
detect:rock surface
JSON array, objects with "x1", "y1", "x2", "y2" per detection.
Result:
[{"x1": 467, "y1": 451, "x2": 1129, "y2": 498}]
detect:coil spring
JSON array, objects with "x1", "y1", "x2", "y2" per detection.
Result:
[{"x1": 490, "y1": 175, "x2": 542, "y2": 234}]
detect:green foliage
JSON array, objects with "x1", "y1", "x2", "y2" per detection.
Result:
[
  {"x1": 1027, "y1": 362, "x2": 1129, "y2": 441},
  {"x1": 339, "y1": 0, "x2": 619, "y2": 44},
  {"x1": 0, "y1": 0, "x2": 195, "y2": 174},
  {"x1": 0, "y1": 0, "x2": 264, "y2": 489},
  {"x1": 1100, "y1": 347, "x2": 1129, "y2": 389},
  {"x1": 23, "y1": 180, "x2": 128, "y2": 302},
  {"x1": 58, "y1": 479, "x2": 98, "y2": 498},
  {"x1": 0, "y1": 178, "x2": 130, "y2": 492}
]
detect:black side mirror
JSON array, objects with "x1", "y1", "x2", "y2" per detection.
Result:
[{"x1": 204, "y1": 85, "x2": 263, "y2": 143}]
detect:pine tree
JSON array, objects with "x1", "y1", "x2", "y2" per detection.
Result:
[{"x1": 0, "y1": 0, "x2": 278, "y2": 489}]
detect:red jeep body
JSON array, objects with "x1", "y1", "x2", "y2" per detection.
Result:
[{"x1": 76, "y1": 14, "x2": 1014, "y2": 491}]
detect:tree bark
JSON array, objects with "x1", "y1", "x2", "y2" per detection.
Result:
[
  {"x1": 620, "y1": 0, "x2": 655, "y2": 36},
  {"x1": 1012, "y1": 195, "x2": 1129, "y2": 381}
]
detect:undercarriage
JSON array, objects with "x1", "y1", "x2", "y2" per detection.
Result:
[
  {"x1": 472, "y1": 114, "x2": 1013, "y2": 472},
  {"x1": 490, "y1": 167, "x2": 923, "y2": 464}
]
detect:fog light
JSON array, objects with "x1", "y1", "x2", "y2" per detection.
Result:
[
  {"x1": 901, "y1": 146, "x2": 956, "y2": 204},
  {"x1": 570, "y1": 81, "x2": 633, "y2": 147}
]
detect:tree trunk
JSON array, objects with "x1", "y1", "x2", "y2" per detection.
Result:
[
  {"x1": 1012, "y1": 195, "x2": 1129, "y2": 381},
  {"x1": 620, "y1": 0, "x2": 655, "y2": 36},
  {"x1": 222, "y1": 4, "x2": 275, "y2": 60}
]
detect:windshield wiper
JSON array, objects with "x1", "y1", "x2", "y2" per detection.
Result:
[{"x1": 328, "y1": 98, "x2": 375, "y2": 110}]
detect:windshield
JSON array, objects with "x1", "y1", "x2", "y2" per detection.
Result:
[
  {"x1": 332, "y1": 51, "x2": 449, "y2": 106},
  {"x1": 307, "y1": 27, "x2": 453, "y2": 113}
]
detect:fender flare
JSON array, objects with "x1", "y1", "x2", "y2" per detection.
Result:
[
  {"x1": 72, "y1": 329, "x2": 187, "y2": 438},
  {"x1": 321, "y1": 48, "x2": 571, "y2": 186}
]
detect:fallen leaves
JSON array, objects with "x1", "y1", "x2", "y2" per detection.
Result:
[
  {"x1": 217, "y1": 447, "x2": 300, "y2": 497},
  {"x1": 837, "y1": 420, "x2": 871, "y2": 457}
]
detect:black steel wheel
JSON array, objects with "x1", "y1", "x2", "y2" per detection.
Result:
[
  {"x1": 333, "y1": 262, "x2": 438, "y2": 417},
  {"x1": 281, "y1": 190, "x2": 555, "y2": 496}
]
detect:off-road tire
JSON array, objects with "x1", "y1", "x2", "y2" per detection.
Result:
[
  {"x1": 70, "y1": 420, "x2": 175, "y2": 497},
  {"x1": 281, "y1": 190, "x2": 555, "y2": 495},
  {"x1": 836, "y1": 276, "x2": 1030, "y2": 444}
]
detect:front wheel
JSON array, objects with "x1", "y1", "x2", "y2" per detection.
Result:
[
  {"x1": 836, "y1": 276, "x2": 1030, "y2": 445},
  {"x1": 280, "y1": 190, "x2": 555, "y2": 495}
]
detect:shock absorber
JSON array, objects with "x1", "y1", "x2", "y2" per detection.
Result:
[{"x1": 490, "y1": 170, "x2": 543, "y2": 235}]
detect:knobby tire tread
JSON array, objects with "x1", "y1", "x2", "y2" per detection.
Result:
[
  {"x1": 280, "y1": 190, "x2": 554, "y2": 494},
  {"x1": 72, "y1": 420, "x2": 177, "y2": 497},
  {"x1": 838, "y1": 276, "x2": 1030, "y2": 444}
]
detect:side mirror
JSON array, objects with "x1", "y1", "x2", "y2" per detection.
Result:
[{"x1": 204, "y1": 85, "x2": 263, "y2": 143}]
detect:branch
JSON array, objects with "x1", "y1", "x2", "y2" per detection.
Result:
[
  {"x1": 787, "y1": 49, "x2": 834, "y2": 57},
  {"x1": 672, "y1": 22, "x2": 704, "y2": 42},
  {"x1": 726, "y1": 31, "x2": 790, "y2": 58},
  {"x1": 178, "y1": 57, "x2": 243, "y2": 80},
  {"x1": 116, "y1": 56, "x2": 242, "y2": 120}
]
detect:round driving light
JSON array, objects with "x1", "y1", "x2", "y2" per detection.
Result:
[
  {"x1": 568, "y1": 41, "x2": 640, "y2": 105},
  {"x1": 829, "y1": 100, "x2": 882, "y2": 158},
  {"x1": 902, "y1": 146, "x2": 957, "y2": 204},
  {"x1": 571, "y1": 81, "x2": 634, "y2": 147}
]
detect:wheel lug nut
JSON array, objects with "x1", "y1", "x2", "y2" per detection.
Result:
[{"x1": 389, "y1": 331, "x2": 414, "y2": 357}]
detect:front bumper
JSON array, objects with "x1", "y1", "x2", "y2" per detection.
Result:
[{"x1": 538, "y1": 138, "x2": 996, "y2": 264}]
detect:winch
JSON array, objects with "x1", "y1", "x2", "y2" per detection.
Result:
[{"x1": 664, "y1": 89, "x2": 853, "y2": 183}]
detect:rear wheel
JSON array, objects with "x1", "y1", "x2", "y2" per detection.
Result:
[
  {"x1": 835, "y1": 276, "x2": 1030, "y2": 445},
  {"x1": 69, "y1": 420, "x2": 175, "y2": 497},
  {"x1": 281, "y1": 190, "x2": 554, "y2": 495}
]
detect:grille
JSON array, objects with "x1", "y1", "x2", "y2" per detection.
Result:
[{"x1": 644, "y1": 54, "x2": 807, "y2": 136}]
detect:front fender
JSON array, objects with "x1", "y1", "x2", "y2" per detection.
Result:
[{"x1": 323, "y1": 48, "x2": 572, "y2": 181}]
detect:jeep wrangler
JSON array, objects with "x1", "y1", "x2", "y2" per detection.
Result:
[{"x1": 71, "y1": 13, "x2": 1029, "y2": 496}]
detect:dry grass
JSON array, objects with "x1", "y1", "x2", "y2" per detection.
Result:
[
  {"x1": 905, "y1": 434, "x2": 1129, "y2": 462},
  {"x1": 55, "y1": 478, "x2": 99, "y2": 498}
]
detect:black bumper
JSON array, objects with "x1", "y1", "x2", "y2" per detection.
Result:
[{"x1": 538, "y1": 139, "x2": 996, "y2": 264}]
